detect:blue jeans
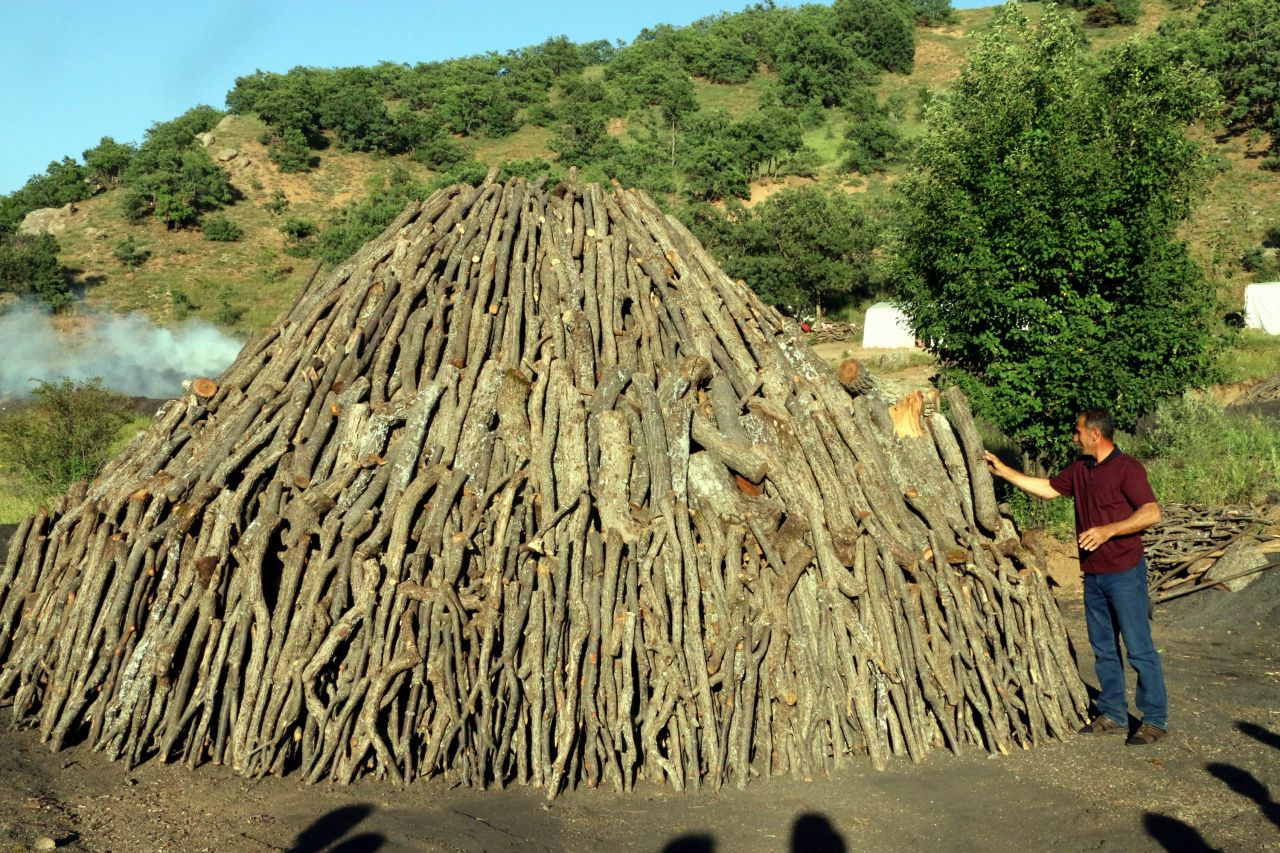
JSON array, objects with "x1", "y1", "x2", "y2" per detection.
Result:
[{"x1": 1083, "y1": 558, "x2": 1168, "y2": 730}]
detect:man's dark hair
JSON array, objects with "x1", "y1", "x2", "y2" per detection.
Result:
[{"x1": 1080, "y1": 409, "x2": 1114, "y2": 440}]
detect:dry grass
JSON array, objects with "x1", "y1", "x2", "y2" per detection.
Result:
[
  {"x1": 0, "y1": 473, "x2": 42, "y2": 525},
  {"x1": 468, "y1": 125, "x2": 556, "y2": 165},
  {"x1": 692, "y1": 70, "x2": 776, "y2": 119}
]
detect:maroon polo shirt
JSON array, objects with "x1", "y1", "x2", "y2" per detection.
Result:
[{"x1": 1049, "y1": 449, "x2": 1157, "y2": 574}]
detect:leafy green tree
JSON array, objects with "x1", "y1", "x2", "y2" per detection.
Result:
[
  {"x1": 234, "y1": 69, "x2": 326, "y2": 145},
  {"x1": 654, "y1": 72, "x2": 699, "y2": 162},
  {"x1": 314, "y1": 168, "x2": 432, "y2": 264},
  {"x1": 82, "y1": 137, "x2": 136, "y2": 190},
  {"x1": 577, "y1": 39, "x2": 619, "y2": 66},
  {"x1": 412, "y1": 128, "x2": 471, "y2": 169},
  {"x1": 908, "y1": 0, "x2": 957, "y2": 26},
  {"x1": 1083, "y1": 0, "x2": 1140, "y2": 28},
  {"x1": 595, "y1": 140, "x2": 679, "y2": 196},
  {"x1": 892, "y1": 7, "x2": 1221, "y2": 466},
  {"x1": 225, "y1": 69, "x2": 281, "y2": 116},
  {"x1": 436, "y1": 82, "x2": 519, "y2": 137},
  {"x1": 736, "y1": 104, "x2": 805, "y2": 178},
  {"x1": 686, "y1": 186, "x2": 880, "y2": 310},
  {"x1": 268, "y1": 127, "x2": 319, "y2": 172},
  {"x1": 528, "y1": 35, "x2": 586, "y2": 77},
  {"x1": 0, "y1": 378, "x2": 132, "y2": 494},
  {"x1": 0, "y1": 232, "x2": 72, "y2": 309},
  {"x1": 320, "y1": 76, "x2": 393, "y2": 151},
  {"x1": 605, "y1": 24, "x2": 684, "y2": 99},
  {"x1": 1115, "y1": 0, "x2": 1141, "y2": 25},
  {"x1": 118, "y1": 189, "x2": 150, "y2": 224},
  {"x1": 553, "y1": 110, "x2": 611, "y2": 163},
  {"x1": 1166, "y1": 0, "x2": 1280, "y2": 159},
  {"x1": 679, "y1": 112, "x2": 752, "y2": 200},
  {"x1": 386, "y1": 106, "x2": 434, "y2": 154},
  {"x1": 839, "y1": 89, "x2": 905, "y2": 173},
  {"x1": 122, "y1": 107, "x2": 235, "y2": 228},
  {"x1": 681, "y1": 17, "x2": 760, "y2": 83},
  {"x1": 550, "y1": 76, "x2": 618, "y2": 163},
  {"x1": 0, "y1": 158, "x2": 92, "y2": 237},
  {"x1": 133, "y1": 105, "x2": 224, "y2": 155},
  {"x1": 128, "y1": 148, "x2": 235, "y2": 229},
  {"x1": 773, "y1": 6, "x2": 873, "y2": 108},
  {"x1": 833, "y1": 0, "x2": 915, "y2": 74}
]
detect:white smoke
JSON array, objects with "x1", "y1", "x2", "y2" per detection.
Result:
[{"x1": 0, "y1": 302, "x2": 244, "y2": 400}]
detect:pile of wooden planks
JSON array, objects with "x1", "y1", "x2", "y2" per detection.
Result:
[{"x1": 0, "y1": 177, "x2": 1086, "y2": 798}]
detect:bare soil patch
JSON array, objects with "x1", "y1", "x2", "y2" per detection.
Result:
[{"x1": 745, "y1": 176, "x2": 819, "y2": 207}]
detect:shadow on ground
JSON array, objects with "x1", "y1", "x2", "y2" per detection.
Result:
[
  {"x1": 289, "y1": 803, "x2": 384, "y2": 852},
  {"x1": 1145, "y1": 720, "x2": 1280, "y2": 851},
  {"x1": 663, "y1": 812, "x2": 846, "y2": 853}
]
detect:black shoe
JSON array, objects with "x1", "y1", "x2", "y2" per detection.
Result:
[
  {"x1": 1126, "y1": 723, "x2": 1167, "y2": 745},
  {"x1": 1078, "y1": 715, "x2": 1124, "y2": 735}
]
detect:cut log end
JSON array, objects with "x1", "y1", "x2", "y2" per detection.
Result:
[
  {"x1": 837, "y1": 358, "x2": 874, "y2": 397},
  {"x1": 889, "y1": 390, "x2": 926, "y2": 439},
  {"x1": 190, "y1": 377, "x2": 218, "y2": 400}
]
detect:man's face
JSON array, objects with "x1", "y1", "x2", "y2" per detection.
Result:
[{"x1": 1072, "y1": 416, "x2": 1099, "y2": 456}]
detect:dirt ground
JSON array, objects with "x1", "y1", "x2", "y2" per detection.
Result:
[{"x1": 2, "y1": 545, "x2": 1277, "y2": 853}]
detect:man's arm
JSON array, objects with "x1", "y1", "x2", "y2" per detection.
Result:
[
  {"x1": 1077, "y1": 501, "x2": 1161, "y2": 552},
  {"x1": 983, "y1": 451, "x2": 1063, "y2": 500}
]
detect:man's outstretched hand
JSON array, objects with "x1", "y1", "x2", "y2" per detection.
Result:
[{"x1": 983, "y1": 450, "x2": 1010, "y2": 479}]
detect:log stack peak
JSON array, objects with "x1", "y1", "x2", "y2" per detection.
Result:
[{"x1": 0, "y1": 177, "x2": 1086, "y2": 797}]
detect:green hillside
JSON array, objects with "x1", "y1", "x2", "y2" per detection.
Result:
[
  {"x1": 2, "y1": 0, "x2": 1276, "y2": 336},
  {"x1": 2, "y1": 0, "x2": 1280, "y2": 522}
]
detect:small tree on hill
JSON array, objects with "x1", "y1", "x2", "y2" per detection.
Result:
[
  {"x1": 773, "y1": 5, "x2": 872, "y2": 108},
  {"x1": 121, "y1": 107, "x2": 236, "y2": 228},
  {"x1": 0, "y1": 232, "x2": 72, "y2": 310},
  {"x1": 892, "y1": 6, "x2": 1222, "y2": 467},
  {"x1": 1165, "y1": 0, "x2": 1280, "y2": 161},
  {"x1": 82, "y1": 137, "x2": 136, "y2": 191},
  {"x1": 833, "y1": 0, "x2": 915, "y2": 74},
  {"x1": 687, "y1": 186, "x2": 880, "y2": 311},
  {"x1": 0, "y1": 378, "x2": 132, "y2": 494}
]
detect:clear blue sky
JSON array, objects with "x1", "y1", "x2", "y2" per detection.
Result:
[{"x1": 1, "y1": 0, "x2": 993, "y2": 195}]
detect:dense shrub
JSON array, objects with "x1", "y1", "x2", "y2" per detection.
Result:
[
  {"x1": 685, "y1": 186, "x2": 881, "y2": 311},
  {"x1": 0, "y1": 232, "x2": 72, "y2": 310},
  {"x1": 0, "y1": 378, "x2": 133, "y2": 494},
  {"x1": 120, "y1": 107, "x2": 235, "y2": 228},
  {"x1": 201, "y1": 215, "x2": 243, "y2": 242},
  {"x1": 833, "y1": 0, "x2": 916, "y2": 74},
  {"x1": 112, "y1": 235, "x2": 150, "y2": 267}
]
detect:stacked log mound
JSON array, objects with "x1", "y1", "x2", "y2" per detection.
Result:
[{"x1": 0, "y1": 178, "x2": 1086, "y2": 797}]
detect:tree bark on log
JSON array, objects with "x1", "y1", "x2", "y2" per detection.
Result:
[{"x1": 0, "y1": 177, "x2": 1085, "y2": 798}]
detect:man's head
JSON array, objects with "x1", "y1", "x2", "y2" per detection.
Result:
[{"x1": 1072, "y1": 409, "x2": 1114, "y2": 457}]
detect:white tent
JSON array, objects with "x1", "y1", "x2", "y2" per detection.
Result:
[
  {"x1": 1244, "y1": 283, "x2": 1280, "y2": 334},
  {"x1": 861, "y1": 301, "x2": 917, "y2": 349}
]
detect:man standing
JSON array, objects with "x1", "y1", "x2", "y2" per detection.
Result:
[{"x1": 983, "y1": 410, "x2": 1168, "y2": 745}]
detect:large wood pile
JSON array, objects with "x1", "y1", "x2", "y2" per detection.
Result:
[{"x1": 0, "y1": 177, "x2": 1086, "y2": 797}]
